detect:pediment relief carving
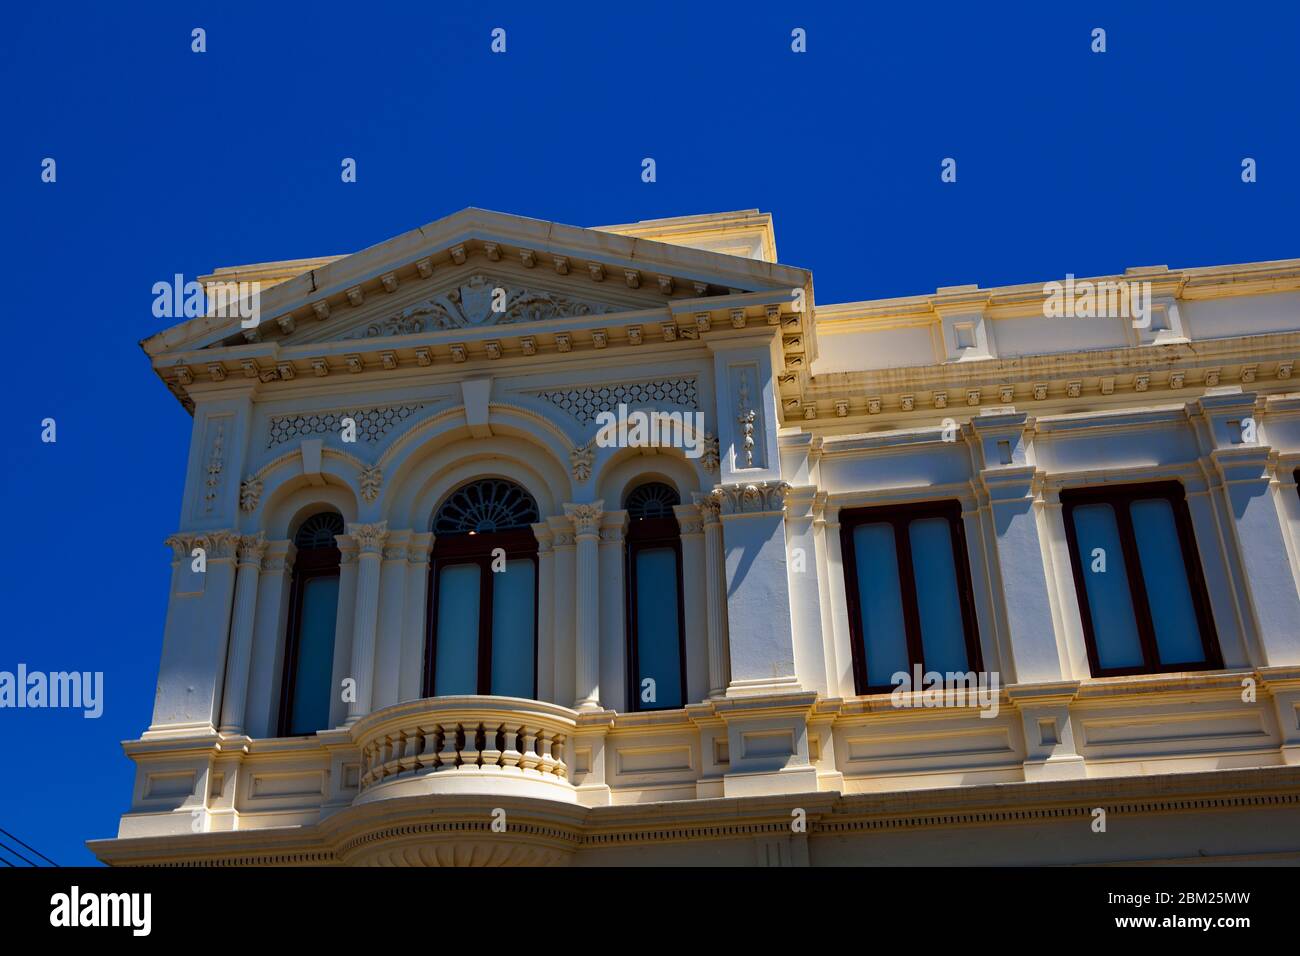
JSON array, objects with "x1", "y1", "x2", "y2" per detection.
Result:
[
  {"x1": 267, "y1": 264, "x2": 661, "y2": 348},
  {"x1": 337, "y1": 275, "x2": 619, "y2": 342}
]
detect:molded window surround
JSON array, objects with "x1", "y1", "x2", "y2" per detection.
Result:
[
  {"x1": 839, "y1": 500, "x2": 982, "y2": 695},
  {"x1": 1061, "y1": 481, "x2": 1221, "y2": 677}
]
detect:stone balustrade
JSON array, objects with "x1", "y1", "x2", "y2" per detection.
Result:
[{"x1": 350, "y1": 696, "x2": 578, "y2": 803}]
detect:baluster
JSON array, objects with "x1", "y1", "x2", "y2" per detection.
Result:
[
  {"x1": 461, "y1": 722, "x2": 483, "y2": 768},
  {"x1": 380, "y1": 734, "x2": 397, "y2": 782},
  {"x1": 551, "y1": 733, "x2": 568, "y2": 777},
  {"x1": 537, "y1": 731, "x2": 559, "y2": 776},
  {"x1": 500, "y1": 724, "x2": 523, "y2": 772},
  {"x1": 481, "y1": 722, "x2": 503, "y2": 770},
  {"x1": 436, "y1": 723, "x2": 460, "y2": 770},
  {"x1": 400, "y1": 730, "x2": 420, "y2": 777},
  {"x1": 520, "y1": 728, "x2": 541, "y2": 775},
  {"x1": 359, "y1": 742, "x2": 375, "y2": 789},
  {"x1": 417, "y1": 725, "x2": 439, "y2": 773}
]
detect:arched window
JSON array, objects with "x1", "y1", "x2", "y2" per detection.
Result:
[
  {"x1": 425, "y1": 479, "x2": 540, "y2": 699},
  {"x1": 278, "y1": 511, "x2": 344, "y2": 736},
  {"x1": 625, "y1": 482, "x2": 686, "y2": 711}
]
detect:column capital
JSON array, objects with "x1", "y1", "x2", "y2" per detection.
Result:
[
  {"x1": 164, "y1": 529, "x2": 239, "y2": 562},
  {"x1": 407, "y1": 532, "x2": 434, "y2": 564},
  {"x1": 531, "y1": 522, "x2": 555, "y2": 554},
  {"x1": 673, "y1": 503, "x2": 703, "y2": 536},
  {"x1": 346, "y1": 521, "x2": 389, "y2": 555},
  {"x1": 692, "y1": 490, "x2": 722, "y2": 525},
  {"x1": 599, "y1": 510, "x2": 629, "y2": 544},
  {"x1": 235, "y1": 532, "x2": 268, "y2": 568},
  {"x1": 564, "y1": 501, "x2": 605, "y2": 537},
  {"x1": 261, "y1": 539, "x2": 295, "y2": 573}
]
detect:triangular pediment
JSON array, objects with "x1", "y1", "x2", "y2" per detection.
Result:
[
  {"x1": 278, "y1": 265, "x2": 669, "y2": 348},
  {"x1": 142, "y1": 207, "x2": 810, "y2": 358}
]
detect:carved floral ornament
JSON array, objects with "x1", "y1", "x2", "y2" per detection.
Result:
[
  {"x1": 567, "y1": 431, "x2": 717, "y2": 483},
  {"x1": 340, "y1": 275, "x2": 617, "y2": 341},
  {"x1": 346, "y1": 521, "x2": 389, "y2": 555},
  {"x1": 563, "y1": 501, "x2": 604, "y2": 536},
  {"x1": 711, "y1": 480, "x2": 791, "y2": 516},
  {"x1": 163, "y1": 530, "x2": 239, "y2": 561},
  {"x1": 569, "y1": 440, "x2": 595, "y2": 482},
  {"x1": 359, "y1": 465, "x2": 382, "y2": 503},
  {"x1": 239, "y1": 477, "x2": 263, "y2": 513}
]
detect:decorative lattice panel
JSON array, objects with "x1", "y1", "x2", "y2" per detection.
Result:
[
  {"x1": 267, "y1": 404, "x2": 425, "y2": 447},
  {"x1": 533, "y1": 378, "x2": 698, "y2": 425}
]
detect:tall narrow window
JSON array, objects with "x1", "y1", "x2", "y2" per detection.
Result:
[
  {"x1": 840, "y1": 500, "x2": 982, "y2": 694},
  {"x1": 424, "y1": 479, "x2": 540, "y2": 698},
  {"x1": 625, "y1": 482, "x2": 686, "y2": 711},
  {"x1": 1062, "y1": 482, "x2": 1221, "y2": 676},
  {"x1": 279, "y1": 512, "x2": 344, "y2": 736}
]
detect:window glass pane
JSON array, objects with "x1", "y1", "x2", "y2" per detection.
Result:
[
  {"x1": 852, "y1": 523, "x2": 910, "y2": 687},
  {"x1": 289, "y1": 575, "x2": 339, "y2": 735},
  {"x1": 490, "y1": 559, "x2": 536, "y2": 698},
  {"x1": 1130, "y1": 497, "x2": 1206, "y2": 665},
  {"x1": 908, "y1": 517, "x2": 970, "y2": 673},
  {"x1": 434, "y1": 563, "x2": 481, "y2": 695},
  {"x1": 634, "y1": 547, "x2": 683, "y2": 709},
  {"x1": 1072, "y1": 503, "x2": 1144, "y2": 669}
]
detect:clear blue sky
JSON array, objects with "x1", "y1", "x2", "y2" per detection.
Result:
[{"x1": 2, "y1": 2, "x2": 1296, "y2": 865}]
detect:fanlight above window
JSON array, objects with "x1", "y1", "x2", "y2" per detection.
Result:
[
  {"x1": 433, "y1": 479, "x2": 540, "y2": 535},
  {"x1": 295, "y1": 512, "x2": 344, "y2": 549},
  {"x1": 626, "y1": 482, "x2": 680, "y2": 520}
]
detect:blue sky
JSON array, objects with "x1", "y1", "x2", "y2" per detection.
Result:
[{"x1": 1, "y1": 2, "x2": 1296, "y2": 865}]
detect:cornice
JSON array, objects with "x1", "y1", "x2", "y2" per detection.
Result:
[
  {"x1": 144, "y1": 208, "x2": 809, "y2": 359},
  {"x1": 814, "y1": 259, "x2": 1300, "y2": 334},
  {"x1": 88, "y1": 765, "x2": 1300, "y2": 866},
  {"x1": 784, "y1": 335, "x2": 1297, "y2": 429},
  {"x1": 152, "y1": 290, "x2": 791, "y2": 413}
]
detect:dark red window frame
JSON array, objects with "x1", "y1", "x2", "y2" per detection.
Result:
[
  {"x1": 277, "y1": 525, "x2": 342, "y2": 737},
  {"x1": 839, "y1": 499, "x2": 983, "y2": 696},
  {"x1": 624, "y1": 513, "x2": 688, "y2": 712},
  {"x1": 423, "y1": 527, "x2": 539, "y2": 698},
  {"x1": 1060, "y1": 480, "x2": 1221, "y2": 677}
]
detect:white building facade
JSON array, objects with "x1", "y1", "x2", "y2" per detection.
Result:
[{"x1": 92, "y1": 209, "x2": 1300, "y2": 866}]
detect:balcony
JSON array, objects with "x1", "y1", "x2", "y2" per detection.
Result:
[{"x1": 350, "y1": 696, "x2": 579, "y2": 805}]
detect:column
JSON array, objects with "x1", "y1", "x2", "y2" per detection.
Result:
[
  {"x1": 674, "y1": 503, "x2": 708, "y2": 705},
  {"x1": 783, "y1": 486, "x2": 831, "y2": 697},
  {"x1": 346, "y1": 521, "x2": 388, "y2": 723},
  {"x1": 549, "y1": 517, "x2": 577, "y2": 706},
  {"x1": 399, "y1": 533, "x2": 433, "y2": 703},
  {"x1": 817, "y1": 502, "x2": 855, "y2": 699},
  {"x1": 218, "y1": 533, "x2": 267, "y2": 734},
  {"x1": 716, "y1": 482, "x2": 800, "y2": 695},
  {"x1": 532, "y1": 525, "x2": 555, "y2": 704},
  {"x1": 246, "y1": 539, "x2": 294, "y2": 738},
  {"x1": 693, "y1": 492, "x2": 729, "y2": 698},
  {"x1": 372, "y1": 529, "x2": 411, "y2": 712},
  {"x1": 328, "y1": 537, "x2": 359, "y2": 728},
  {"x1": 598, "y1": 510, "x2": 628, "y2": 712},
  {"x1": 565, "y1": 501, "x2": 603, "y2": 710}
]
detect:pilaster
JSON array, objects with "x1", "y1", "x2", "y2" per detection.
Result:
[
  {"x1": 966, "y1": 413, "x2": 1066, "y2": 685},
  {"x1": 598, "y1": 510, "x2": 628, "y2": 711},
  {"x1": 346, "y1": 521, "x2": 388, "y2": 722},
  {"x1": 218, "y1": 533, "x2": 268, "y2": 734},
  {"x1": 565, "y1": 502, "x2": 604, "y2": 710},
  {"x1": 714, "y1": 481, "x2": 801, "y2": 697},
  {"x1": 149, "y1": 530, "x2": 241, "y2": 735}
]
